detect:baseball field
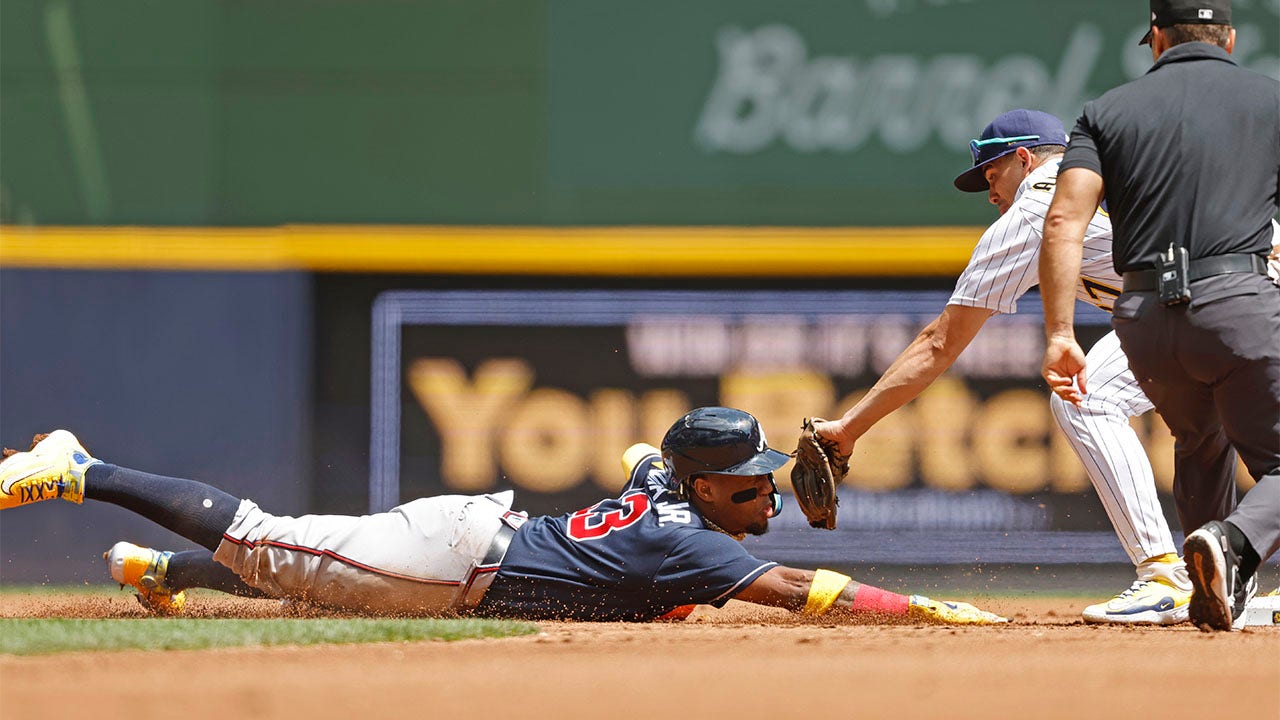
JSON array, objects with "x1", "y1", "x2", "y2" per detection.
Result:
[
  {"x1": 2, "y1": 587, "x2": 1276, "y2": 719},
  {"x1": 3, "y1": 3, "x2": 1279, "y2": 719}
]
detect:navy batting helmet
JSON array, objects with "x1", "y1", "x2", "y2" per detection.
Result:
[
  {"x1": 660, "y1": 407, "x2": 789, "y2": 517},
  {"x1": 661, "y1": 407, "x2": 790, "y2": 481}
]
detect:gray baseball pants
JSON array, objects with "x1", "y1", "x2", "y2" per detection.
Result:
[{"x1": 1112, "y1": 273, "x2": 1280, "y2": 565}]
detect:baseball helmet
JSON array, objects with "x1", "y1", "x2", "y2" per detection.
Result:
[
  {"x1": 661, "y1": 407, "x2": 789, "y2": 516},
  {"x1": 661, "y1": 407, "x2": 790, "y2": 480}
]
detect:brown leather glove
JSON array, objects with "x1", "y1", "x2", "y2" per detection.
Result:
[{"x1": 789, "y1": 418, "x2": 849, "y2": 530}]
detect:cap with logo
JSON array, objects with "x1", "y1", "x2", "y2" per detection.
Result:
[
  {"x1": 1140, "y1": 0, "x2": 1232, "y2": 45},
  {"x1": 953, "y1": 109, "x2": 1069, "y2": 193}
]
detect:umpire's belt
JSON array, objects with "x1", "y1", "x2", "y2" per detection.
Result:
[
  {"x1": 1122, "y1": 253, "x2": 1267, "y2": 292},
  {"x1": 482, "y1": 523, "x2": 516, "y2": 566}
]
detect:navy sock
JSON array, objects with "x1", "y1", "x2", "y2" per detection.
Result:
[
  {"x1": 84, "y1": 464, "x2": 240, "y2": 552},
  {"x1": 165, "y1": 550, "x2": 271, "y2": 598}
]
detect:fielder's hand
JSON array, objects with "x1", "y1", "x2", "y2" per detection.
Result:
[
  {"x1": 789, "y1": 418, "x2": 849, "y2": 530},
  {"x1": 908, "y1": 595, "x2": 1008, "y2": 625}
]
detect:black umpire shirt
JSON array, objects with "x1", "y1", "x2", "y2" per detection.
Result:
[{"x1": 1060, "y1": 42, "x2": 1280, "y2": 273}]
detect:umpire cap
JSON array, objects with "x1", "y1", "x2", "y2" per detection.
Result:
[
  {"x1": 1140, "y1": 0, "x2": 1232, "y2": 45},
  {"x1": 953, "y1": 109, "x2": 1069, "y2": 192},
  {"x1": 660, "y1": 407, "x2": 791, "y2": 482}
]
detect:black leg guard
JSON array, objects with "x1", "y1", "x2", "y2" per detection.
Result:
[{"x1": 84, "y1": 464, "x2": 241, "y2": 552}]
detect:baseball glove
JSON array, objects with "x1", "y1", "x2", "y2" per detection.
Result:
[{"x1": 789, "y1": 418, "x2": 850, "y2": 530}]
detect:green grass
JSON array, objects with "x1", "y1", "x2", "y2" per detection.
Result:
[{"x1": 0, "y1": 617, "x2": 540, "y2": 655}]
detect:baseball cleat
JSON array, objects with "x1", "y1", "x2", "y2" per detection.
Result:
[
  {"x1": 1081, "y1": 579, "x2": 1190, "y2": 625},
  {"x1": 1183, "y1": 521, "x2": 1255, "y2": 632},
  {"x1": 1230, "y1": 575, "x2": 1259, "y2": 629},
  {"x1": 0, "y1": 430, "x2": 100, "y2": 509},
  {"x1": 104, "y1": 541, "x2": 187, "y2": 615}
]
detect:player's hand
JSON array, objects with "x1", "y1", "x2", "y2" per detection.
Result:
[
  {"x1": 908, "y1": 595, "x2": 1008, "y2": 625},
  {"x1": 1042, "y1": 335, "x2": 1088, "y2": 406}
]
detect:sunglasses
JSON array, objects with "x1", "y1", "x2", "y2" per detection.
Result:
[{"x1": 969, "y1": 134, "x2": 1040, "y2": 164}]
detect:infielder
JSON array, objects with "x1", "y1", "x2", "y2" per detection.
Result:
[
  {"x1": 0, "y1": 408, "x2": 1005, "y2": 624},
  {"x1": 807, "y1": 108, "x2": 1261, "y2": 625}
]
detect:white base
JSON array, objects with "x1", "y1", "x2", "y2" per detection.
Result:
[{"x1": 1233, "y1": 594, "x2": 1280, "y2": 629}]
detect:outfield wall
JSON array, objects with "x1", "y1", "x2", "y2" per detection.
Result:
[
  {"x1": 3, "y1": 0, "x2": 1276, "y2": 227},
  {"x1": 0, "y1": 268, "x2": 310, "y2": 583},
  {"x1": 4, "y1": 262, "x2": 1273, "y2": 584}
]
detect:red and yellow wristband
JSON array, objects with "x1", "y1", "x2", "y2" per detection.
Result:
[{"x1": 803, "y1": 569, "x2": 910, "y2": 616}]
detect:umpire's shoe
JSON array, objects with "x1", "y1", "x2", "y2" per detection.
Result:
[
  {"x1": 1184, "y1": 521, "x2": 1258, "y2": 632},
  {"x1": 105, "y1": 542, "x2": 188, "y2": 615},
  {"x1": 0, "y1": 430, "x2": 100, "y2": 509}
]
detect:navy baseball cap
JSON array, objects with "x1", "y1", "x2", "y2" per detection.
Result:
[
  {"x1": 953, "y1": 109, "x2": 1069, "y2": 193},
  {"x1": 1139, "y1": 0, "x2": 1232, "y2": 45}
]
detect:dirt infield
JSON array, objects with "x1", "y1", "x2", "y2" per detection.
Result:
[{"x1": 2, "y1": 592, "x2": 1277, "y2": 720}]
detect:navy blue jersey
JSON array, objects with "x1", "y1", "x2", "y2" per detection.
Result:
[{"x1": 476, "y1": 445, "x2": 777, "y2": 621}]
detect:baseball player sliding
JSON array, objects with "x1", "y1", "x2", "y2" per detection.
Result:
[
  {"x1": 0, "y1": 408, "x2": 1005, "y2": 624},
  {"x1": 801, "y1": 109, "x2": 1246, "y2": 625}
]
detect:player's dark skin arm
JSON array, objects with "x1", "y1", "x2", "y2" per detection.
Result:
[
  {"x1": 733, "y1": 566, "x2": 1007, "y2": 623},
  {"x1": 733, "y1": 566, "x2": 861, "y2": 612}
]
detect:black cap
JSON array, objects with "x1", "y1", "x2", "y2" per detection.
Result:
[{"x1": 1140, "y1": 0, "x2": 1232, "y2": 45}]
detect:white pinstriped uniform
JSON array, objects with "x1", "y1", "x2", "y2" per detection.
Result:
[{"x1": 949, "y1": 157, "x2": 1174, "y2": 566}]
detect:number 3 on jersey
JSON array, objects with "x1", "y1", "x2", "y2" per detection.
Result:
[{"x1": 567, "y1": 492, "x2": 651, "y2": 541}]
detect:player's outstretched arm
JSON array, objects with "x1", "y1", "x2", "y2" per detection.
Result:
[
  {"x1": 734, "y1": 566, "x2": 1007, "y2": 625},
  {"x1": 815, "y1": 304, "x2": 993, "y2": 455}
]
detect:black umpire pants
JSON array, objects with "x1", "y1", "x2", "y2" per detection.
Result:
[{"x1": 1112, "y1": 272, "x2": 1280, "y2": 566}]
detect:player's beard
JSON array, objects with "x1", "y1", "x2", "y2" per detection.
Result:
[{"x1": 745, "y1": 519, "x2": 769, "y2": 536}]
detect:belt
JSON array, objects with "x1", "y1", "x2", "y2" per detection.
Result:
[
  {"x1": 457, "y1": 523, "x2": 518, "y2": 613},
  {"x1": 481, "y1": 523, "x2": 516, "y2": 567},
  {"x1": 1122, "y1": 253, "x2": 1267, "y2": 292}
]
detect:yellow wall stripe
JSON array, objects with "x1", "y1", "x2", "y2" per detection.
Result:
[{"x1": 0, "y1": 225, "x2": 984, "y2": 276}]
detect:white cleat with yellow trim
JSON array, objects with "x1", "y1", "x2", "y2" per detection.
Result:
[{"x1": 1083, "y1": 554, "x2": 1191, "y2": 625}]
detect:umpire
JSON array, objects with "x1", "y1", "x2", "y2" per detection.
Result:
[{"x1": 1038, "y1": 0, "x2": 1279, "y2": 631}]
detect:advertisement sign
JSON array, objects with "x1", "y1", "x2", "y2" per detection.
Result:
[
  {"x1": 5, "y1": 0, "x2": 1274, "y2": 225},
  {"x1": 369, "y1": 289, "x2": 1200, "y2": 554},
  {"x1": 547, "y1": 0, "x2": 1279, "y2": 224}
]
